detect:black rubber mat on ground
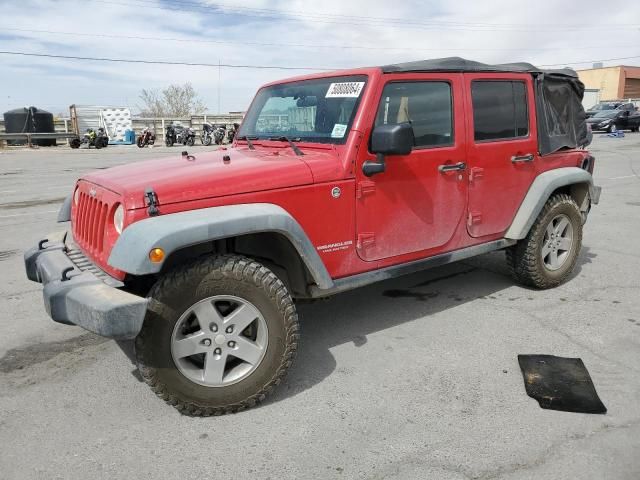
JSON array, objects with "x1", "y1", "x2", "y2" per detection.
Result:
[{"x1": 518, "y1": 355, "x2": 607, "y2": 414}]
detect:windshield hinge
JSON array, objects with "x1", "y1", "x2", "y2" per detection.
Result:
[{"x1": 144, "y1": 187, "x2": 160, "y2": 216}]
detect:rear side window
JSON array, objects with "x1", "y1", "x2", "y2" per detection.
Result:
[
  {"x1": 375, "y1": 82, "x2": 453, "y2": 148},
  {"x1": 472, "y1": 81, "x2": 528, "y2": 141}
]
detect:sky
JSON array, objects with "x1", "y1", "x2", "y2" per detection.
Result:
[{"x1": 0, "y1": 0, "x2": 638, "y2": 116}]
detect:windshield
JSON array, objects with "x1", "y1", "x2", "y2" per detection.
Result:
[
  {"x1": 238, "y1": 75, "x2": 367, "y2": 144},
  {"x1": 593, "y1": 111, "x2": 617, "y2": 118}
]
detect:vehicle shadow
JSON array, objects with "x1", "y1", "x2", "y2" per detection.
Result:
[{"x1": 266, "y1": 251, "x2": 510, "y2": 404}]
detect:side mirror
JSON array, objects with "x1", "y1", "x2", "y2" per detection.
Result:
[
  {"x1": 364, "y1": 123, "x2": 414, "y2": 177},
  {"x1": 371, "y1": 123, "x2": 414, "y2": 155}
]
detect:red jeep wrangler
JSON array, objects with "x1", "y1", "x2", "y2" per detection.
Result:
[{"x1": 25, "y1": 58, "x2": 600, "y2": 415}]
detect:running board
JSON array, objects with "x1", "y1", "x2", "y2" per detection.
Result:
[{"x1": 309, "y1": 238, "x2": 516, "y2": 298}]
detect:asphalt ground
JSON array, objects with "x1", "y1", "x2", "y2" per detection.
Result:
[{"x1": 0, "y1": 135, "x2": 639, "y2": 479}]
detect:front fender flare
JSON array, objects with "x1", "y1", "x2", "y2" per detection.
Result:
[
  {"x1": 505, "y1": 167, "x2": 598, "y2": 240},
  {"x1": 57, "y1": 194, "x2": 72, "y2": 222},
  {"x1": 107, "y1": 203, "x2": 334, "y2": 289}
]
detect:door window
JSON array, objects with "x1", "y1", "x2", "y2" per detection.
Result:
[
  {"x1": 375, "y1": 82, "x2": 453, "y2": 148},
  {"x1": 471, "y1": 81, "x2": 528, "y2": 141}
]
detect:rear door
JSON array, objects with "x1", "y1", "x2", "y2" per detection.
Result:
[
  {"x1": 464, "y1": 74, "x2": 538, "y2": 238},
  {"x1": 355, "y1": 73, "x2": 467, "y2": 262}
]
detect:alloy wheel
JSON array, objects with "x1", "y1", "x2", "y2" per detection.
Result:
[{"x1": 170, "y1": 295, "x2": 268, "y2": 387}]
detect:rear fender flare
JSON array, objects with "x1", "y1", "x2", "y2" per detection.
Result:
[
  {"x1": 107, "y1": 203, "x2": 334, "y2": 289},
  {"x1": 505, "y1": 167, "x2": 597, "y2": 240}
]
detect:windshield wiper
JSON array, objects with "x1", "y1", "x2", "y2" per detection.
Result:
[
  {"x1": 268, "y1": 136, "x2": 304, "y2": 156},
  {"x1": 236, "y1": 135, "x2": 256, "y2": 150}
]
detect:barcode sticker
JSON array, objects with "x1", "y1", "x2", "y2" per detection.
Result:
[{"x1": 325, "y1": 82, "x2": 365, "y2": 98}]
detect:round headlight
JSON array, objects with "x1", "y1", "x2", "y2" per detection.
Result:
[
  {"x1": 113, "y1": 204, "x2": 124, "y2": 234},
  {"x1": 73, "y1": 187, "x2": 80, "y2": 206}
]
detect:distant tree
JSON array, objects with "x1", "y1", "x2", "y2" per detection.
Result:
[
  {"x1": 138, "y1": 83, "x2": 207, "y2": 117},
  {"x1": 138, "y1": 89, "x2": 165, "y2": 117}
]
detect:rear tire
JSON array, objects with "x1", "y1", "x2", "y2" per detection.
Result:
[
  {"x1": 506, "y1": 194, "x2": 582, "y2": 289},
  {"x1": 186, "y1": 136, "x2": 195, "y2": 147},
  {"x1": 135, "y1": 255, "x2": 299, "y2": 416}
]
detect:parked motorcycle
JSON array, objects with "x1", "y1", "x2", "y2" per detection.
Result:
[
  {"x1": 201, "y1": 122, "x2": 215, "y2": 146},
  {"x1": 82, "y1": 127, "x2": 109, "y2": 149},
  {"x1": 137, "y1": 127, "x2": 156, "y2": 148},
  {"x1": 213, "y1": 124, "x2": 226, "y2": 145},
  {"x1": 165, "y1": 123, "x2": 196, "y2": 147},
  {"x1": 227, "y1": 123, "x2": 239, "y2": 143}
]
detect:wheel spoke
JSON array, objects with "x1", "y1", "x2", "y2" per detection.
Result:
[
  {"x1": 541, "y1": 243, "x2": 553, "y2": 259},
  {"x1": 202, "y1": 351, "x2": 227, "y2": 384},
  {"x1": 192, "y1": 300, "x2": 224, "y2": 329},
  {"x1": 558, "y1": 237, "x2": 572, "y2": 251},
  {"x1": 555, "y1": 217, "x2": 570, "y2": 236},
  {"x1": 548, "y1": 250, "x2": 559, "y2": 268},
  {"x1": 545, "y1": 222, "x2": 555, "y2": 239},
  {"x1": 224, "y1": 304, "x2": 258, "y2": 332},
  {"x1": 231, "y1": 337, "x2": 263, "y2": 366},
  {"x1": 172, "y1": 331, "x2": 208, "y2": 359}
]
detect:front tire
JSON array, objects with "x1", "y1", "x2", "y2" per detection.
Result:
[
  {"x1": 186, "y1": 136, "x2": 195, "y2": 147},
  {"x1": 506, "y1": 193, "x2": 582, "y2": 289},
  {"x1": 137, "y1": 137, "x2": 146, "y2": 148},
  {"x1": 135, "y1": 255, "x2": 299, "y2": 415}
]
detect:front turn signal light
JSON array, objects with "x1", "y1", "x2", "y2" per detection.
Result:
[{"x1": 149, "y1": 247, "x2": 165, "y2": 263}]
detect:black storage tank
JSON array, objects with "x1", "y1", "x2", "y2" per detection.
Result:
[{"x1": 3, "y1": 107, "x2": 56, "y2": 146}]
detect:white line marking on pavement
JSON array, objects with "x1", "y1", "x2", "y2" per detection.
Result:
[
  {"x1": 607, "y1": 175, "x2": 637, "y2": 180},
  {"x1": 0, "y1": 209, "x2": 58, "y2": 219}
]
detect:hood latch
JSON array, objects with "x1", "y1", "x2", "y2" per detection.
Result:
[{"x1": 144, "y1": 187, "x2": 160, "y2": 216}]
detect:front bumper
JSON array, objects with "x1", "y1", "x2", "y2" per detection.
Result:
[{"x1": 24, "y1": 232, "x2": 148, "y2": 339}]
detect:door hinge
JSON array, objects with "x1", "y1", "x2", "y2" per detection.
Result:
[
  {"x1": 356, "y1": 180, "x2": 376, "y2": 199},
  {"x1": 469, "y1": 167, "x2": 484, "y2": 182},
  {"x1": 467, "y1": 212, "x2": 482, "y2": 226},
  {"x1": 357, "y1": 233, "x2": 376, "y2": 249}
]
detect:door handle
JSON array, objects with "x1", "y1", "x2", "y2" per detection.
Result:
[
  {"x1": 511, "y1": 153, "x2": 535, "y2": 163},
  {"x1": 438, "y1": 162, "x2": 466, "y2": 173}
]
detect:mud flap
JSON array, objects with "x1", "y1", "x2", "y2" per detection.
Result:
[{"x1": 518, "y1": 354, "x2": 607, "y2": 414}]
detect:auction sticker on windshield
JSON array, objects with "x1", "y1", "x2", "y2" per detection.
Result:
[
  {"x1": 326, "y1": 82, "x2": 365, "y2": 98},
  {"x1": 331, "y1": 124, "x2": 347, "y2": 138}
]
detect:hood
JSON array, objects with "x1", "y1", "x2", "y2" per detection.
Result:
[{"x1": 81, "y1": 146, "x2": 343, "y2": 209}]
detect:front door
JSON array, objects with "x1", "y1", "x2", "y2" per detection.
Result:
[
  {"x1": 355, "y1": 74, "x2": 467, "y2": 262},
  {"x1": 464, "y1": 74, "x2": 539, "y2": 238}
]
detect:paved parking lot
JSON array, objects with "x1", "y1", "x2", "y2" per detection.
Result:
[{"x1": 1, "y1": 136, "x2": 639, "y2": 479}]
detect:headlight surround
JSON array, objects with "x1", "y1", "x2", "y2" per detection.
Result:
[
  {"x1": 113, "y1": 204, "x2": 124, "y2": 234},
  {"x1": 73, "y1": 187, "x2": 80, "y2": 206}
]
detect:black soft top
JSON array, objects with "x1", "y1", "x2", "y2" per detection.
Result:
[
  {"x1": 380, "y1": 57, "x2": 589, "y2": 155},
  {"x1": 381, "y1": 56, "x2": 577, "y2": 77}
]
